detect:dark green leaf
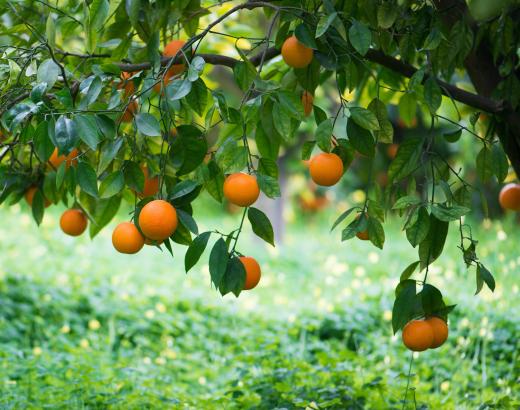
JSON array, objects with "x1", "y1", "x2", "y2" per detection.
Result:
[
  {"x1": 248, "y1": 207, "x2": 275, "y2": 246},
  {"x1": 185, "y1": 231, "x2": 211, "y2": 272}
]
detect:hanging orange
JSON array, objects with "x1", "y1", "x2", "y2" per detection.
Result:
[
  {"x1": 281, "y1": 36, "x2": 313, "y2": 68},
  {"x1": 138, "y1": 199, "x2": 178, "y2": 241},
  {"x1": 402, "y1": 320, "x2": 434, "y2": 352},
  {"x1": 223, "y1": 173, "x2": 260, "y2": 207},
  {"x1": 309, "y1": 153, "x2": 344, "y2": 186},
  {"x1": 112, "y1": 222, "x2": 145, "y2": 254},
  {"x1": 25, "y1": 186, "x2": 51, "y2": 207},
  {"x1": 60, "y1": 209, "x2": 88, "y2": 236},
  {"x1": 301, "y1": 91, "x2": 314, "y2": 116},
  {"x1": 240, "y1": 256, "x2": 261, "y2": 290},
  {"x1": 137, "y1": 166, "x2": 159, "y2": 198},
  {"x1": 498, "y1": 183, "x2": 520, "y2": 211},
  {"x1": 49, "y1": 148, "x2": 78, "y2": 169}
]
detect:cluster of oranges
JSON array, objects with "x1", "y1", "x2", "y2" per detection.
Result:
[{"x1": 402, "y1": 317, "x2": 449, "y2": 351}]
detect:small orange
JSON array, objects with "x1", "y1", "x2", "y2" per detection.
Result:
[
  {"x1": 138, "y1": 199, "x2": 178, "y2": 241},
  {"x1": 120, "y1": 100, "x2": 138, "y2": 123},
  {"x1": 60, "y1": 209, "x2": 88, "y2": 236},
  {"x1": 137, "y1": 166, "x2": 159, "y2": 198},
  {"x1": 240, "y1": 256, "x2": 261, "y2": 290},
  {"x1": 499, "y1": 183, "x2": 520, "y2": 211},
  {"x1": 387, "y1": 143, "x2": 399, "y2": 159},
  {"x1": 309, "y1": 153, "x2": 344, "y2": 186},
  {"x1": 402, "y1": 320, "x2": 434, "y2": 352},
  {"x1": 154, "y1": 40, "x2": 188, "y2": 93},
  {"x1": 112, "y1": 222, "x2": 145, "y2": 254},
  {"x1": 119, "y1": 71, "x2": 135, "y2": 96},
  {"x1": 302, "y1": 91, "x2": 314, "y2": 116},
  {"x1": 49, "y1": 148, "x2": 78, "y2": 169},
  {"x1": 426, "y1": 317, "x2": 449, "y2": 349},
  {"x1": 25, "y1": 186, "x2": 51, "y2": 207},
  {"x1": 281, "y1": 35, "x2": 313, "y2": 68},
  {"x1": 223, "y1": 173, "x2": 260, "y2": 207}
]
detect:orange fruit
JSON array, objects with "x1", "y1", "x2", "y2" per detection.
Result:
[
  {"x1": 426, "y1": 317, "x2": 448, "y2": 349},
  {"x1": 387, "y1": 143, "x2": 399, "y2": 159},
  {"x1": 154, "y1": 40, "x2": 188, "y2": 93},
  {"x1": 499, "y1": 183, "x2": 520, "y2": 211},
  {"x1": 60, "y1": 209, "x2": 88, "y2": 236},
  {"x1": 120, "y1": 100, "x2": 137, "y2": 123},
  {"x1": 302, "y1": 91, "x2": 314, "y2": 116},
  {"x1": 281, "y1": 35, "x2": 313, "y2": 68},
  {"x1": 309, "y1": 153, "x2": 344, "y2": 186},
  {"x1": 138, "y1": 199, "x2": 178, "y2": 241},
  {"x1": 49, "y1": 148, "x2": 78, "y2": 169},
  {"x1": 137, "y1": 166, "x2": 159, "y2": 198},
  {"x1": 112, "y1": 222, "x2": 145, "y2": 254},
  {"x1": 223, "y1": 173, "x2": 260, "y2": 207},
  {"x1": 402, "y1": 320, "x2": 434, "y2": 352},
  {"x1": 119, "y1": 71, "x2": 135, "y2": 96},
  {"x1": 144, "y1": 237, "x2": 163, "y2": 246},
  {"x1": 240, "y1": 256, "x2": 261, "y2": 290},
  {"x1": 25, "y1": 186, "x2": 51, "y2": 207}
]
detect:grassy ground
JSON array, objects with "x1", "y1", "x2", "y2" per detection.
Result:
[{"x1": 0, "y1": 196, "x2": 519, "y2": 409}]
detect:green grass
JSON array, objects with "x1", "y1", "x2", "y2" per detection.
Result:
[{"x1": 0, "y1": 198, "x2": 519, "y2": 409}]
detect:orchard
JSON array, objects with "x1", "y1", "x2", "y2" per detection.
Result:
[{"x1": 0, "y1": 0, "x2": 519, "y2": 408}]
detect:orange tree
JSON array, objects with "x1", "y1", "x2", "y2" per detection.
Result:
[{"x1": 0, "y1": 0, "x2": 518, "y2": 348}]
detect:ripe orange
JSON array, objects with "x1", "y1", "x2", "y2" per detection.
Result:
[
  {"x1": 137, "y1": 166, "x2": 159, "y2": 198},
  {"x1": 223, "y1": 173, "x2": 260, "y2": 207},
  {"x1": 402, "y1": 320, "x2": 434, "y2": 352},
  {"x1": 120, "y1": 100, "x2": 138, "y2": 123},
  {"x1": 119, "y1": 71, "x2": 135, "y2": 96},
  {"x1": 387, "y1": 143, "x2": 399, "y2": 159},
  {"x1": 309, "y1": 153, "x2": 344, "y2": 186},
  {"x1": 426, "y1": 317, "x2": 448, "y2": 349},
  {"x1": 240, "y1": 256, "x2": 261, "y2": 290},
  {"x1": 154, "y1": 40, "x2": 188, "y2": 93},
  {"x1": 60, "y1": 209, "x2": 88, "y2": 236},
  {"x1": 49, "y1": 148, "x2": 78, "y2": 169},
  {"x1": 302, "y1": 91, "x2": 314, "y2": 116},
  {"x1": 281, "y1": 35, "x2": 313, "y2": 68},
  {"x1": 138, "y1": 199, "x2": 178, "y2": 241},
  {"x1": 112, "y1": 222, "x2": 145, "y2": 254},
  {"x1": 25, "y1": 186, "x2": 51, "y2": 207},
  {"x1": 499, "y1": 183, "x2": 520, "y2": 211}
]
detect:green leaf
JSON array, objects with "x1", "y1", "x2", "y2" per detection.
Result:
[
  {"x1": 330, "y1": 207, "x2": 356, "y2": 231},
  {"x1": 77, "y1": 162, "x2": 98, "y2": 197},
  {"x1": 31, "y1": 190, "x2": 45, "y2": 226},
  {"x1": 98, "y1": 138, "x2": 123, "y2": 174},
  {"x1": 398, "y1": 93, "x2": 417, "y2": 126},
  {"x1": 492, "y1": 143, "x2": 509, "y2": 183},
  {"x1": 420, "y1": 284, "x2": 445, "y2": 316},
  {"x1": 256, "y1": 174, "x2": 280, "y2": 198},
  {"x1": 350, "y1": 107, "x2": 380, "y2": 131},
  {"x1": 186, "y1": 78, "x2": 208, "y2": 116},
  {"x1": 219, "y1": 257, "x2": 246, "y2": 297},
  {"x1": 170, "y1": 180, "x2": 200, "y2": 200},
  {"x1": 74, "y1": 115, "x2": 101, "y2": 150},
  {"x1": 294, "y1": 23, "x2": 317, "y2": 49},
  {"x1": 347, "y1": 120, "x2": 375, "y2": 157},
  {"x1": 248, "y1": 207, "x2": 275, "y2": 246},
  {"x1": 431, "y1": 204, "x2": 471, "y2": 222},
  {"x1": 422, "y1": 28, "x2": 443, "y2": 50},
  {"x1": 55, "y1": 116, "x2": 78, "y2": 154},
  {"x1": 443, "y1": 129, "x2": 462, "y2": 143},
  {"x1": 187, "y1": 56, "x2": 205, "y2": 82},
  {"x1": 400, "y1": 261, "x2": 420, "y2": 281},
  {"x1": 135, "y1": 113, "x2": 161, "y2": 136},
  {"x1": 406, "y1": 207, "x2": 430, "y2": 247},
  {"x1": 424, "y1": 77, "x2": 442, "y2": 114},
  {"x1": 316, "y1": 12, "x2": 337, "y2": 37},
  {"x1": 476, "y1": 145, "x2": 493, "y2": 182},
  {"x1": 301, "y1": 141, "x2": 316, "y2": 160},
  {"x1": 315, "y1": 118, "x2": 333, "y2": 152},
  {"x1": 392, "y1": 195, "x2": 422, "y2": 210},
  {"x1": 177, "y1": 209, "x2": 199, "y2": 235},
  {"x1": 272, "y1": 102, "x2": 294, "y2": 139},
  {"x1": 37, "y1": 59, "x2": 60, "y2": 90},
  {"x1": 99, "y1": 170, "x2": 124, "y2": 198},
  {"x1": 476, "y1": 263, "x2": 495, "y2": 294},
  {"x1": 185, "y1": 231, "x2": 211, "y2": 272},
  {"x1": 209, "y1": 238, "x2": 228, "y2": 288},
  {"x1": 388, "y1": 137, "x2": 424, "y2": 182},
  {"x1": 419, "y1": 214, "x2": 449, "y2": 269},
  {"x1": 233, "y1": 61, "x2": 257, "y2": 91},
  {"x1": 171, "y1": 125, "x2": 208, "y2": 176},
  {"x1": 89, "y1": 196, "x2": 121, "y2": 238},
  {"x1": 367, "y1": 217, "x2": 385, "y2": 249},
  {"x1": 349, "y1": 19, "x2": 371, "y2": 55},
  {"x1": 392, "y1": 279, "x2": 417, "y2": 334},
  {"x1": 377, "y1": 3, "x2": 397, "y2": 29},
  {"x1": 166, "y1": 79, "x2": 192, "y2": 101},
  {"x1": 123, "y1": 161, "x2": 144, "y2": 192}
]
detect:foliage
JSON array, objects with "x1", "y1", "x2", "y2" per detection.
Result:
[{"x1": 1, "y1": 0, "x2": 520, "y2": 380}]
